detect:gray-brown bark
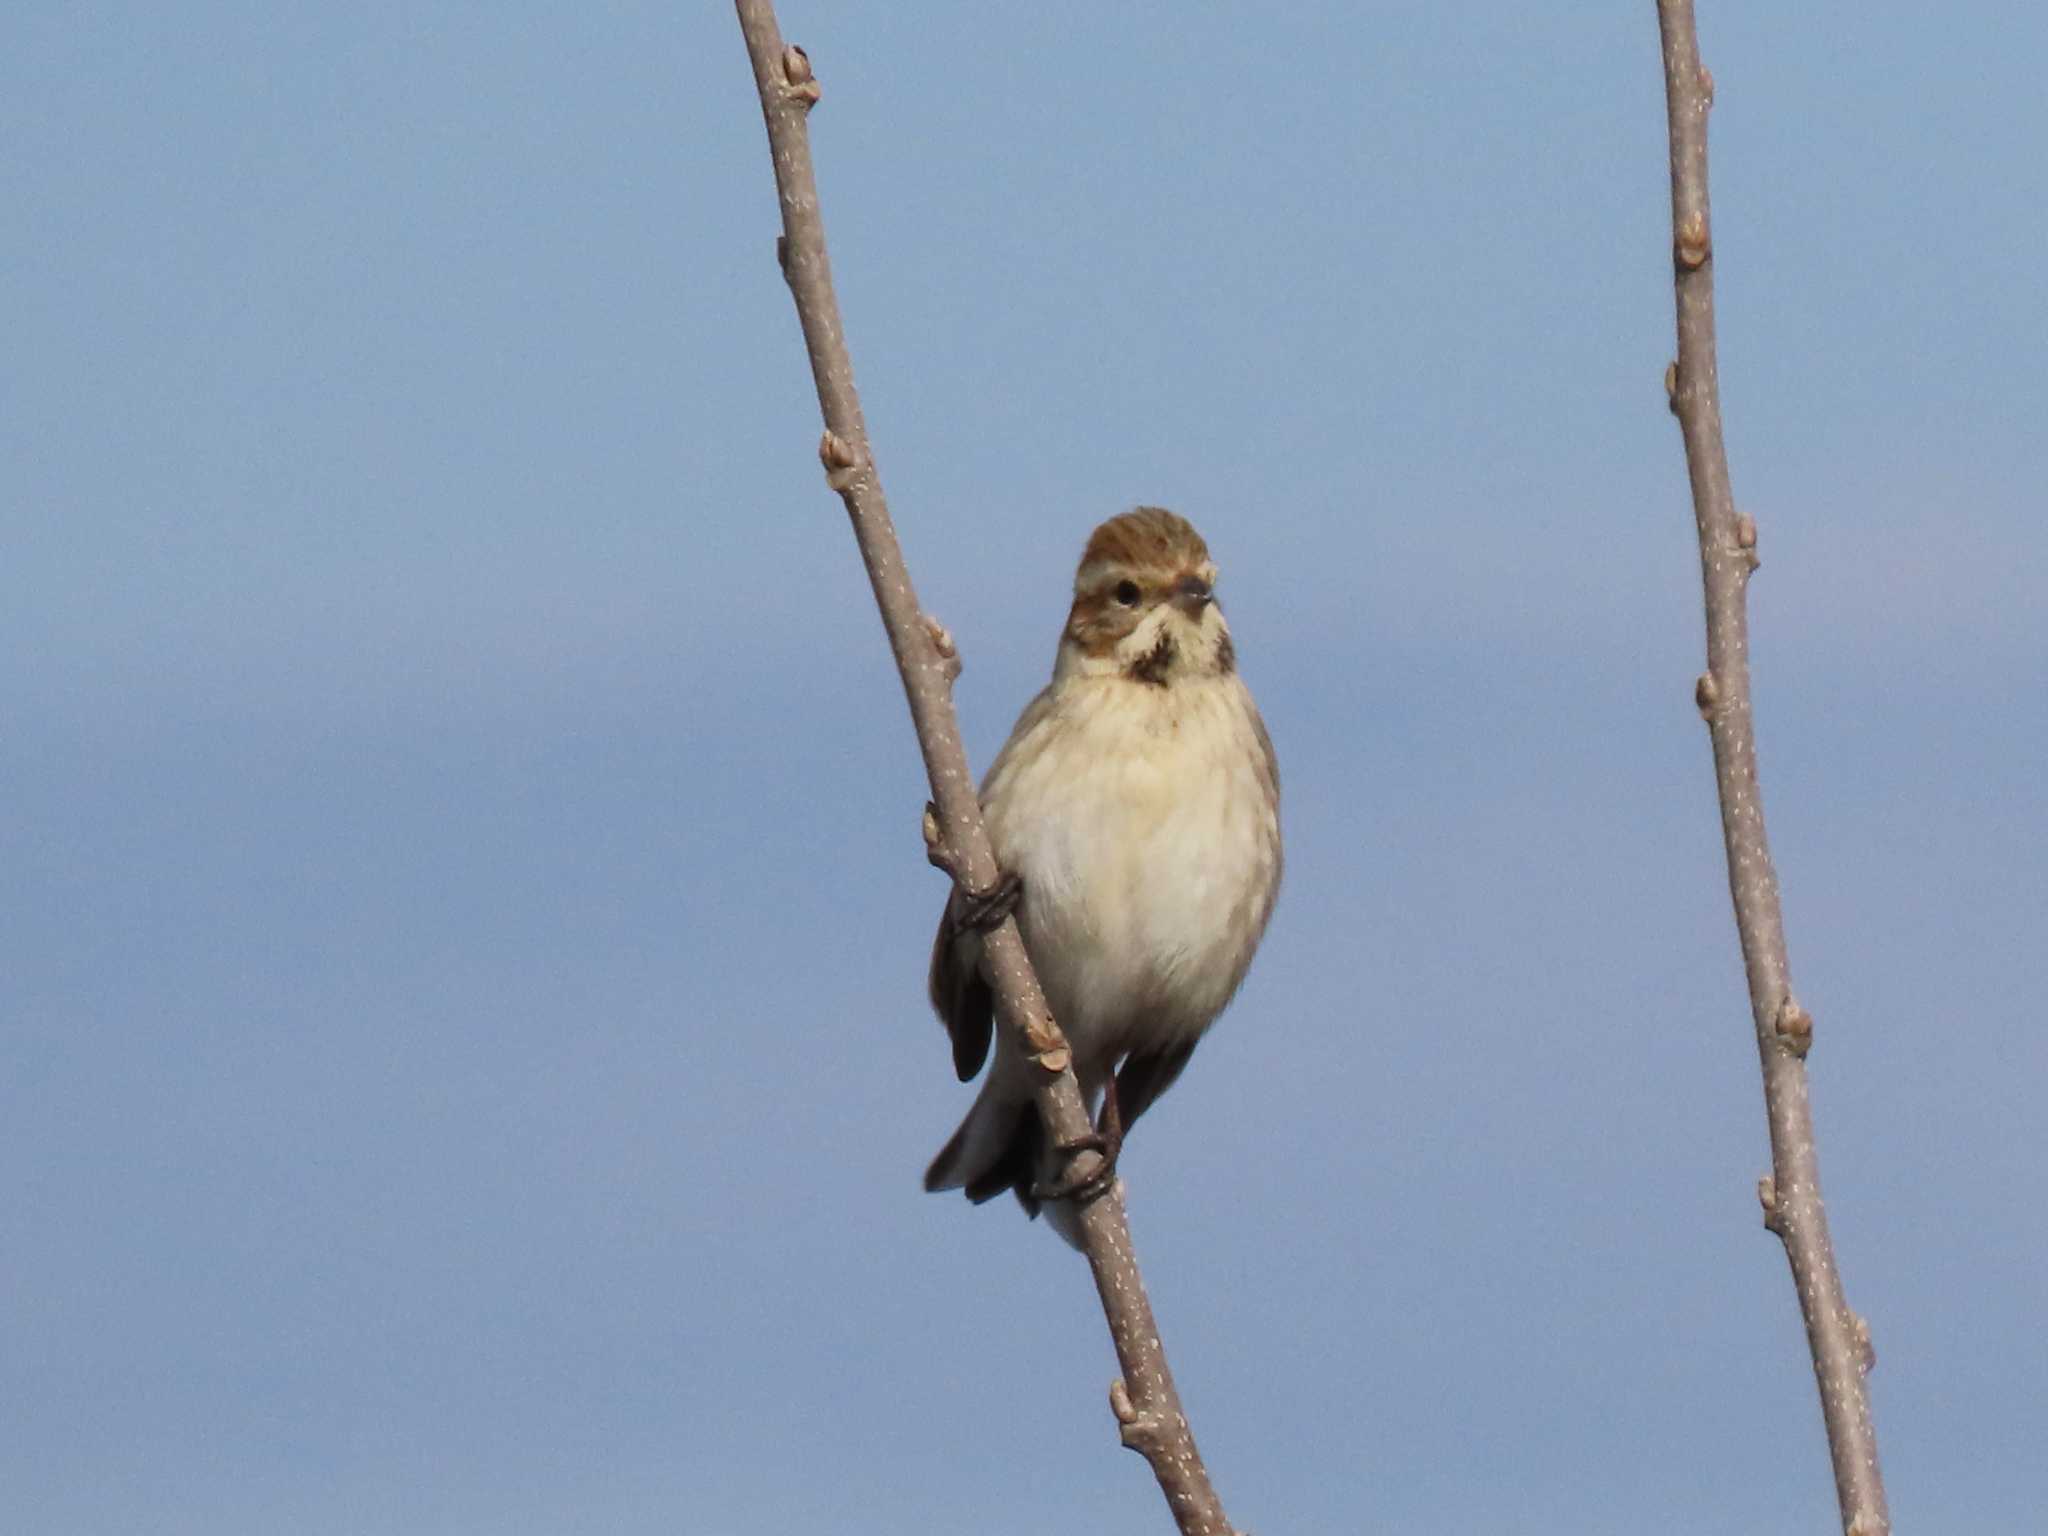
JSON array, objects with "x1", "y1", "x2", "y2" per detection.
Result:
[
  {"x1": 1655, "y1": 5, "x2": 1890, "y2": 1531},
  {"x1": 732, "y1": 6, "x2": 1239, "y2": 1532}
]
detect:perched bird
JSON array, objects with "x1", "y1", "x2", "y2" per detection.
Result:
[{"x1": 924, "y1": 507, "x2": 1282, "y2": 1242}]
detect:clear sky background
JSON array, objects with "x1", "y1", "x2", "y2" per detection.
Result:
[{"x1": 5, "y1": 3, "x2": 2044, "y2": 1533}]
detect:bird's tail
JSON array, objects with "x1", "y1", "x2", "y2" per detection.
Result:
[{"x1": 923, "y1": 1081, "x2": 1046, "y2": 1218}]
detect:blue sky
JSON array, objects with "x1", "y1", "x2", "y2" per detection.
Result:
[{"x1": 4, "y1": 3, "x2": 2044, "y2": 1532}]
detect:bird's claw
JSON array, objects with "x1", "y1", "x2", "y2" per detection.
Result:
[
  {"x1": 952, "y1": 869, "x2": 1023, "y2": 936},
  {"x1": 923, "y1": 804, "x2": 1023, "y2": 934},
  {"x1": 1030, "y1": 1129, "x2": 1119, "y2": 1207}
]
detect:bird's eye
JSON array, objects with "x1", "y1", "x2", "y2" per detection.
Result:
[{"x1": 1113, "y1": 580, "x2": 1141, "y2": 607}]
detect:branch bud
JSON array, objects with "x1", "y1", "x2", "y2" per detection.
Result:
[
  {"x1": 1021, "y1": 1011, "x2": 1070, "y2": 1067},
  {"x1": 1758, "y1": 1173, "x2": 1784, "y2": 1234},
  {"x1": 1109, "y1": 1378, "x2": 1139, "y2": 1425},
  {"x1": 781, "y1": 45, "x2": 821, "y2": 106},
  {"x1": 1676, "y1": 212, "x2": 1711, "y2": 270},
  {"x1": 819, "y1": 430, "x2": 862, "y2": 490},
  {"x1": 1109, "y1": 1376, "x2": 1166, "y2": 1454},
  {"x1": 1733, "y1": 511, "x2": 1761, "y2": 573},
  {"x1": 818, "y1": 429, "x2": 858, "y2": 469},
  {"x1": 922, "y1": 613, "x2": 961, "y2": 683},
  {"x1": 1694, "y1": 671, "x2": 1720, "y2": 719},
  {"x1": 1774, "y1": 997, "x2": 1813, "y2": 1057}
]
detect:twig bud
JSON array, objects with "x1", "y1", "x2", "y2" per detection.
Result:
[
  {"x1": 1694, "y1": 671, "x2": 1720, "y2": 719},
  {"x1": 1664, "y1": 360, "x2": 1680, "y2": 410},
  {"x1": 1022, "y1": 1011, "x2": 1069, "y2": 1063},
  {"x1": 1758, "y1": 1173, "x2": 1784, "y2": 1233},
  {"x1": 1774, "y1": 997, "x2": 1813, "y2": 1057},
  {"x1": 818, "y1": 429, "x2": 858, "y2": 469},
  {"x1": 1109, "y1": 1379, "x2": 1139, "y2": 1425},
  {"x1": 1735, "y1": 512, "x2": 1760, "y2": 573},
  {"x1": 1698, "y1": 65, "x2": 1715, "y2": 107},
  {"x1": 780, "y1": 45, "x2": 821, "y2": 106},
  {"x1": 1676, "y1": 212, "x2": 1711, "y2": 270},
  {"x1": 1852, "y1": 1311, "x2": 1876, "y2": 1375},
  {"x1": 818, "y1": 429, "x2": 862, "y2": 490},
  {"x1": 1109, "y1": 1376, "x2": 1165, "y2": 1453},
  {"x1": 923, "y1": 613, "x2": 961, "y2": 682}
]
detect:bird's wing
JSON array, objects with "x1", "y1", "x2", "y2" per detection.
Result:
[
  {"x1": 928, "y1": 902, "x2": 994, "y2": 1082},
  {"x1": 927, "y1": 684, "x2": 1064, "y2": 1081},
  {"x1": 1115, "y1": 1038, "x2": 1200, "y2": 1132}
]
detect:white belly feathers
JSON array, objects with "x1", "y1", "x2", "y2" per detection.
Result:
[{"x1": 980, "y1": 672, "x2": 1281, "y2": 1079}]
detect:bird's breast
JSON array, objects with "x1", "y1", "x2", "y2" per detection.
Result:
[{"x1": 981, "y1": 675, "x2": 1281, "y2": 1070}]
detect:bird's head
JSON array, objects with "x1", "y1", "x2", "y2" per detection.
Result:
[{"x1": 1056, "y1": 507, "x2": 1235, "y2": 687}]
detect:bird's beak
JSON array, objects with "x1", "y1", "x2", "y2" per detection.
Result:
[{"x1": 1171, "y1": 575, "x2": 1213, "y2": 617}]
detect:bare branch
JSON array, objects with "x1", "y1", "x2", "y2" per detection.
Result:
[
  {"x1": 732, "y1": 6, "x2": 1239, "y2": 1532},
  {"x1": 1654, "y1": 5, "x2": 1890, "y2": 1531}
]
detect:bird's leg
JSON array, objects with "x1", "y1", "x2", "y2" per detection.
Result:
[
  {"x1": 1032, "y1": 1080, "x2": 1124, "y2": 1208},
  {"x1": 1095, "y1": 1075, "x2": 1125, "y2": 1159}
]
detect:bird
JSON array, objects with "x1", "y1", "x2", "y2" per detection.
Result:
[{"x1": 924, "y1": 506, "x2": 1282, "y2": 1243}]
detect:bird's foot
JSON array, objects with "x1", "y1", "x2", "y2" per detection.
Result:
[
  {"x1": 923, "y1": 802, "x2": 1024, "y2": 935},
  {"x1": 1031, "y1": 1127, "x2": 1120, "y2": 1208},
  {"x1": 952, "y1": 868, "x2": 1023, "y2": 936}
]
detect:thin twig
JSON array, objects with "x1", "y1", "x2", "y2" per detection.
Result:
[
  {"x1": 731, "y1": 6, "x2": 1239, "y2": 1532},
  {"x1": 1654, "y1": 5, "x2": 1889, "y2": 1532}
]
